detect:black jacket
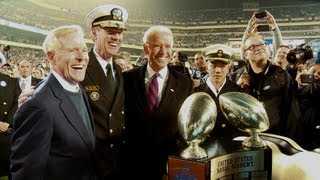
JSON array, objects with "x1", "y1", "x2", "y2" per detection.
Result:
[
  {"x1": 230, "y1": 61, "x2": 302, "y2": 143},
  {"x1": 123, "y1": 64, "x2": 193, "y2": 180}
]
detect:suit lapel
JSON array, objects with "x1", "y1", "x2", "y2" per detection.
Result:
[
  {"x1": 136, "y1": 65, "x2": 151, "y2": 112},
  {"x1": 49, "y1": 75, "x2": 94, "y2": 150},
  {"x1": 157, "y1": 70, "x2": 178, "y2": 111}
]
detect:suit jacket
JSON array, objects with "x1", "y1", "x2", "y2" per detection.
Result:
[
  {"x1": 81, "y1": 50, "x2": 125, "y2": 178},
  {"x1": 0, "y1": 73, "x2": 20, "y2": 176},
  {"x1": 123, "y1": 64, "x2": 193, "y2": 179},
  {"x1": 194, "y1": 79, "x2": 246, "y2": 140},
  {"x1": 11, "y1": 74, "x2": 96, "y2": 180}
]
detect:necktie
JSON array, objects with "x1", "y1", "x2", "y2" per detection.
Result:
[
  {"x1": 147, "y1": 73, "x2": 159, "y2": 112},
  {"x1": 21, "y1": 79, "x2": 26, "y2": 90},
  {"x1": 106, "y1": 64, "x2": 116, "y2": 96}
]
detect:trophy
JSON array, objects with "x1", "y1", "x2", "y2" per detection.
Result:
[
  {"x1": 177, "y1": 92, "x2": 217, "y2": 159},
  {"x1": 219, "y1": 92, "x2": 269, "y2": 148}
]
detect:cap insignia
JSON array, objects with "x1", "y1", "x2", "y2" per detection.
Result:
[
  {"x1": 217, "y1": 49, "x2": 223, "y2": 57},
  {"x1": 111, "y1": 8, "x2": 123, "y2": 21}
]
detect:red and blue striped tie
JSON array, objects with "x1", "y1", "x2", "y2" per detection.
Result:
[{"x1": 147, "y1": 73, "x2": 159, "y2": 112}]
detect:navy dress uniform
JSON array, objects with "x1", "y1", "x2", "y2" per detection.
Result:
[
  {"x1": 0, "y1": 73, "x2": 20, "y2": 177},
  {"x1": 83, "y1": 4, "x2": 128, "y2": 179},
  {"x1": 195, "y1": 44, "x2": 246, "y2": 140}
]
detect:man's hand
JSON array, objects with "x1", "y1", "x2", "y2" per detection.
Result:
[
  {"x1": 265, "y1": 10, "x2": 277, "y2": 30},
  {"x1": 237, "y1": 71, "x2": 250, "y2": 88},
  {"x1": 18, "y1": 86, "x2": 35, "y2": 108},
  {"x1": 0, "y1": 121, "x2": 10, "y2": 133},
  {"x1": 192, "y1": 79, "x2": 201, "y2": 88}
]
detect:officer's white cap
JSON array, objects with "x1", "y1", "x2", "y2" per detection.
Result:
[{"x1": 85, "y1": 4, "x2": 128, "y2": 30}]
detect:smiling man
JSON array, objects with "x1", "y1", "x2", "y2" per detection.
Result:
[
  {"x1": 11, "y1": 25, "x2": 96, "y2": 180},
  {"x1": 82, "y1": 4, "x2": 128, "y2": 179},
  {"x1": 123, "y1": 25, "x2": 193, "y2": 179}
]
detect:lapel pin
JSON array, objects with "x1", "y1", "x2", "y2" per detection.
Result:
[{"x1": 170, "y1": 89, "x2": 174, "y2": 92}]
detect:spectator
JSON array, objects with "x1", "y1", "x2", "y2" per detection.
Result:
[
  {"x1": 231, "y1": 32, "x2": 302, "y2": 143},
  {"x1": 0, "y1": 72, "x2": 20, "y2": 180}
]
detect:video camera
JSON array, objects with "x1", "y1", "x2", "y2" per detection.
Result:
[
  {"x1": 286, "y1": 44, "x2": 313, "y2": 64},
  {"x1": 178, "y1": 52, "x2": 188, "y2": 62},
  {"x1": 3, "y1": 45, "x2": 11, "y2": 52}
]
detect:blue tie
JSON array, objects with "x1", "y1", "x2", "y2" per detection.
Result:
[{"x1": 147, "y1": 73, "x2": 159, "y2": 112}]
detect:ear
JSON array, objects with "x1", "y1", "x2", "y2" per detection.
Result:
[
  {"x1": 91, "y1": 28, "x2": 97, "y2": 42},
  {"x1": 47, "y1": 51, "x2": 55, "y2": 64},
  {"x1": 243, "y1": 50, "x2": 249, "y2": 60},
  {"x1": 143, "y1": 43, "x2": 149, "y2": 55}
]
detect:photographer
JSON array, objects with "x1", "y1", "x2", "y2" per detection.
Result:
[
  {"x1": 241, "y1": 10, "x2": 283, "y2": 61},
  {"x1": 169, "y1": 51, "x2": 191, "y2": 77},
  {"x1": 231, "y1": 29, "x2": 302, "y2": 143},
  {"x1": 287, "y1": 44, "x2": 313, "y2": 82},
  {"x1": 296, "y1": 50, "x2": 320, "y2": 151}
]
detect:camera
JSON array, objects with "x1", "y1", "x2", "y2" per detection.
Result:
[
  {"x1": 286, "y1": 44, "x2": 313, "y2": 64},
  {"x1": 178, "y1": 52, "x2": 188, "y2": 62},
  {"x1": 3, "y1": 45, "x2": 11, "y2": 52},
  {"x1": 257, "y1": 25, "x2": 270, "y2": 32},
  {"x1": 300, "y1": 74, "x2": 314, "y2": 84},
  {"x1": 255, "y1": 11, "x2": 267, "y2": 18}
]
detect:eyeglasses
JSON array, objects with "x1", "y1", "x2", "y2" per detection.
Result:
[{"x1": 245, "y1": 43, "x2": 266, "y2": 51}]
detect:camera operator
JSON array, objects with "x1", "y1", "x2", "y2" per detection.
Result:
[
  {"x1": 295, "y1": 50, "x2": 320, "y2": 151},
  {"x1": 169, "y1": 51, "x2": 191, "y2": 77},
  {"x1": 274, "y1": 45, "x2": 291, "y2": 70},
  {"x1": 287, "y1": 44, "x2": 313, "y2": 82}
]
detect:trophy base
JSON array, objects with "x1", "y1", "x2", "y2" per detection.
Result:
[
  {"x1": 242, "y1": 136, "x2": 267, "y2": 148},
  {"x1": 168, "y1": 139, "x2": 272, "y2": 180},
  {"x1": 180, "y1": 144, "x2": 208, "y2": 160}
]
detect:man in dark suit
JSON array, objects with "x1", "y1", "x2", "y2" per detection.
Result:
[
  {"x1": 194, "y1": 44, "x2": 246, "y2": 140},
  {"x1": 0, "y1": 72, "x2": 20, "y2": 179},
  {"x1": 11, "y1": 25, "x2": 96, "y2": 180},
  {"x1": 17, "y1": 60, "x2": 41, "y2": 91},
  {"x1": 123, "y1": 25, "x2": 193, "y2": 180},
  {"x1": 83, "y1": 4, "x2": 128, "y2": 179}
]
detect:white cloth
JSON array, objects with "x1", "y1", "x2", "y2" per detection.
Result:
[
  {"x1": 51, "y1": 70, "x2": 80, "y2": 92},
  {"x1": 206, "y1": 78, "x2": 226, "y2": 97}
]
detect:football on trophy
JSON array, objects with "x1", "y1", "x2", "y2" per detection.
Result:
[
  {"x1": 178, "y1": 92, "x2": 217, "y2": 159},
  {"x1": 219, "y1": 92, "x2": 269, "y2": 148}
]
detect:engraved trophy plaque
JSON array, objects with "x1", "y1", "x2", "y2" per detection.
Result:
[
  {"x1": 178, "y1": 92, "x2": 217, "y2": 159},
  {"x1": 168, "y1": 92, "x2": 272, "y2": 180},
  {"x1": 219, "y1": 92, "x2": 269, "y2": 148}
]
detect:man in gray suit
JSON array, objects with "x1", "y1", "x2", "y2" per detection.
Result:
[{"x1": 11, "y1": 25, "x2": 96, "y2": 180}]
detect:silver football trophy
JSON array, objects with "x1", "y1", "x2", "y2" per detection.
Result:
[
  {"x1": 219, "y1": 92, "x2": 269, "y2": 148},
  {"x1": 178, "y1": 92, "x2": 217, "y2": 159}
]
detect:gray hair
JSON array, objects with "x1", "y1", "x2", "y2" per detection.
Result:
[
  {"x1": 142, "y1": 25, "x2": 173, "y2": 45},
  {"x1": 42, "y1": 25, "x2": 85, "y2": 53}
]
